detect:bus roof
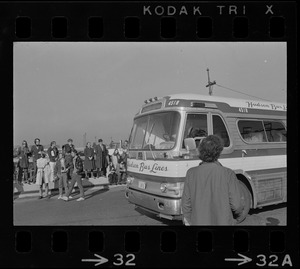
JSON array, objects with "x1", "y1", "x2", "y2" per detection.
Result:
[{"x1": 166, "y1": 93, "x2": 286, "y2": 112}]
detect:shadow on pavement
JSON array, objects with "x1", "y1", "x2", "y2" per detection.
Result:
[
  {"x1": 81, "y1": 187, "x2": 110, "y2": 200},
  {"x1": 135, "y1": 207, "x2": 183, "y2": 226},
  {"x1": 13, "y1": 182, "x2": 24, "y2": 200},
  {"x1": 248, "y1": 202, "x2": 286, "y2": 215}
]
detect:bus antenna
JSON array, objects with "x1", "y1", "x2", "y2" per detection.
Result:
[{"x1": 206, "y1": 68, "x2": 216, "y2": 96}]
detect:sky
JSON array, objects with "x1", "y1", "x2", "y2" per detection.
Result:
[{"x1": 13, "y1": 42, "x2": 286, "y2": 148}]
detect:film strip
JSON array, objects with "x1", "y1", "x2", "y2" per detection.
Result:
[{"x1": 1, "y1": 1, "x2": 298, "y2": 268}]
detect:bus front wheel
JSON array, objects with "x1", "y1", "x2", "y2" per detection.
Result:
[{"x1": 235, "y1": 181, "x2": 252, "y2": 224}]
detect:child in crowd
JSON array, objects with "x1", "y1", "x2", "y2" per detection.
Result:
[{"x1": 35, "y1": 152, "x2": 51, "y2": 199}]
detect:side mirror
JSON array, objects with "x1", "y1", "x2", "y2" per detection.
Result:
[{"x1": 184, "y1": 138, "x2": 197, "y2": 151}]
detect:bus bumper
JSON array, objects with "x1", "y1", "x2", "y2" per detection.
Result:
[{"x1": 125, "y1": 187, "x2": 182, "y2": 219}]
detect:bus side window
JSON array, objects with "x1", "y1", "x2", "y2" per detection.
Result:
[
  {"x1": 212, "y1": 115, "x2": 230, "y2": 147},
  {"x1": 238, "y1": 120, "x2": 267, "y2": 143},
  {"x1": 264, "y1": 121, "x2": 287, "y2": 142}
]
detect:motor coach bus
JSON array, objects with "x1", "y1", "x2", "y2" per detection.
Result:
[{"x1": 125, "y1": 93, "x2": 286, "y2": 223}]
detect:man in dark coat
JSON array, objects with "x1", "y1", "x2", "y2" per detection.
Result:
[
  {"x1": 94, "y1": 139, "x2": 109, "y2": 177},
  {"x1": 182, "y1": 135, "x2": 244, "y2": 225},
  {"x1": 62, "y1": 138, "x2": 75, "y2": 156},
  {"x1": 31, "y1": 138, "x2": 44, "y2": 180}
]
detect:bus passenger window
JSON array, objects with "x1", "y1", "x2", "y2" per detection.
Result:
[
  {"x1": 264, "y1": 121, "x2": 287, "y2": 142},
  {"x1": 238, "y1": 120, "x2": 267, "y2": 143},
  {"x1": 212, "y1": 115, "x2": 230, "y2": 147}
]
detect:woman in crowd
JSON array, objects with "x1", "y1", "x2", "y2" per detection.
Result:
[
  {"x1": 84, "y1": 142, "x2": 96, "y2": 179},
  {"x1": 17, "y1": 140, "x2": 31, "y2": 184},
  {"x1": 35, "y1": 152, "x2": 51, "y2": 199},
  {"x1": 47, "y1": 141, "x2": 59, "y2": 182}
]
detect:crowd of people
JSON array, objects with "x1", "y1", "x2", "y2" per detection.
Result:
[{"x1": 14, "y1": 137, "x2": 129, "y2": 201}]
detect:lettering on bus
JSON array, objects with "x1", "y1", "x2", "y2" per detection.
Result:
[
  {"x1": 246, "y1": 101, "x2": 287, "y2": 111},
  {"x1": 128, "y1": 161, "x2": 168, "y2": 173},
  {"x1": 167, "y1": 100, "x2": 180, "y2": 106}
]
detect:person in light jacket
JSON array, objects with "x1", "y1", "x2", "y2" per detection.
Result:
[
  {"x1": 182, "y1": 135, "x2": 244, "y2": 226},
  {"x1": 47, "y1": 141, "x2": 59, "y2": 182},
  {"x1": 35, "y1": 152, "x2": 51, "y2": 199}
]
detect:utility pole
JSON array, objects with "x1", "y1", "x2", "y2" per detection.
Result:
[
  {"x1": 206, "y1": 68, "x2": 216, "y2": 96},
  {"x1": 83, "y1": 133, "x2": 86, "y2": 147}
]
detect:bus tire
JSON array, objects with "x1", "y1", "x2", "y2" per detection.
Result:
[{"x1": 236, "y1": 181, "x2": 252, "y2": 224}]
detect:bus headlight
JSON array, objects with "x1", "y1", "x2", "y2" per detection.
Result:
[
  {"x1": 127, "y1": 177, "x2": 134, "y2": 185},
  {"x1": 160, "y1": 183, "x2": 184, "y2": 195},
  {"x1": 160, "y1": 183, "x2": 167, "y2": 193}
]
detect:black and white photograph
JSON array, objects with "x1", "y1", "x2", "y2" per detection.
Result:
[{"x1": 13, "y1": 41, "x2": 287, "y2": 226}]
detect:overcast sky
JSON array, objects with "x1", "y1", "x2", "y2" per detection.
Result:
[{"x1": 13, "y1": 42, "x2": 286, "y2": 147}]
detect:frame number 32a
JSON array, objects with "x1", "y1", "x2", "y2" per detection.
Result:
[{"x1": 256, "y1": 254, "x2": 292, "y2": 267}]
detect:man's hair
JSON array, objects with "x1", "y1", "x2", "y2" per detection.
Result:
[{"x1": 198, "y1": 135, "x2": 224, "y2": 162}]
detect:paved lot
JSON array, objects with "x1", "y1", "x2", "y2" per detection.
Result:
[{"x1": 14, "y1": 185, "x2": 286, "y2": 226}]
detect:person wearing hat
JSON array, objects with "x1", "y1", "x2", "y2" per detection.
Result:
[
  {"x1": 31, "y1": 138, "x2": 44, "y2": 182},
  {"x1": 35, "y1": 151, "x2": 51, "y2": 199},
  {"x1": 62, "y1": 150, "x2": 85, "y2": 202}
]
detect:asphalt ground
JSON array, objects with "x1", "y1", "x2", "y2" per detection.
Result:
[{"x1": 14, "y1": 185, "x2": 286, "y2": 226}]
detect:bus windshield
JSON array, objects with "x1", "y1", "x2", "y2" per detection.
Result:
[{"x1": 129, "y1": 111, "x2": 180, "y2": 150}]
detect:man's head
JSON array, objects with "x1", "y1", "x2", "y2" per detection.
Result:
[
  {"x1": 67, "y1": 138, "x2": 73, "y2": 145},
  {"x1": 198, "y1": 135, "x2": 224, "y2": 162},
  {"x1": 34, "y1": 138, "x2": 40, "y2": 145},
  {"x1": 71, "y1": 149, "x2": 77, "y2": 157},
  {"x1": 98, "y1": 139, "x2": 103, "y2": 144},
  {"x1": 50, "y1": 141, "x2": 56, "y2": 147}
]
